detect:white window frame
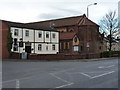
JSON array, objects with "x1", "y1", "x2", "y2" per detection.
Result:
[
  {"x1": 52, "y1": 33, "x2": 56, "y2": 39},
  {"x1": 14, "y1": 29, "x2": 19, "y2": 36},
  {"x1": 52, "y1": 45, "x2": 55, "y2": 50},
  {"x1": 38, "y1": 44, "x2": 42, "y2": 51},
  {"x1": 13, "y1": 45, "x2": 18, "y2": 51},
  {"x1": 38, "y1": 32, "x2": 42, "y2": 38},
  {"x1": 25, "y1": 30, "x2": 29, "y2": 37},
  {"x1": 46, "y1": 45, "x2": 49, "y2": 51},
  {"x1": 73, "y1": 46, "x2": 79, "y2": 51},
  {"x1": 46, "y1": 32, "x2": 49, "y2": 38}
]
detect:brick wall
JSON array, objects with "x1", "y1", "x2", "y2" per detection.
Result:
[
  {"x1": 0, "y1": 21, "x2": 10, "y2": 59},
  {"x1": 9, "y1": 53, "x2": 101, "y2": 60},
  {"x1": 29, "y1": 53, "x2": 101, "y2": 60}
]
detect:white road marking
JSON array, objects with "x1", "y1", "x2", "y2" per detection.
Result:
[
  {"x1": 50, "y1": 73, "x2": 70, "y2": 83},
  {"x1": 3, "y1": 75, "x2": 36, "y2": 84},
  {"x1": 51, "y1": 68, "x2": 75, "y2": 74},
  {"x1": 80, "y1": 73, "x2": 92, "y2": 78},
  {"x1": 90, "y1": 71, "x2": 115, "y2": 79},
  {"x1": 16, "y1": 79, "x2": 20, "y2": 88},
  {"x1": 55, "y1": 83, "x2": 73, "y2": 88},
  {"x1": 98, "y1": 65, "x2": 115, "y2": 69},
  {"x1": 2, "y1": 79, "x2": 16, "y2": 84},
  {"x1": 50, "y1": 73, "x2": 74, "y2": 88}
]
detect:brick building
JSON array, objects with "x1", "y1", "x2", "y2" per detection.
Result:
[{"x1": 28, "y1": 14, "x2": 104, "y2": 55}]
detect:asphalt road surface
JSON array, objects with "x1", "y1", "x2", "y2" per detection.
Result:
[{"x1": 2, "y1": 58, "x2": 119, "y2": 89}]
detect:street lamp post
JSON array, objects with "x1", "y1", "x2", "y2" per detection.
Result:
[{"x1": 87, "y1": 3, "x2": 97, "y2": 18}]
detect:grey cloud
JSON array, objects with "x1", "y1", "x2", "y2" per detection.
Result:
[
  {"x1": 37, "y1": 6, "x2": 82, "y2": 20},
  {"x1": 38, "y1": 13, "x2": 63, "y2": 20}
]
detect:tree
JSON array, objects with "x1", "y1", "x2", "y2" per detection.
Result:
[{"x1": 99, "y1": 10, "x2": 118, "y2": 51}]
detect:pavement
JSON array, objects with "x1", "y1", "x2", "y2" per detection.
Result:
[
  {"x1": 2, "y1": 57, "x2": 119, "y2": 62},
  {"x1": 2, "y1": 58, "x2": 119, "y2": 89}
]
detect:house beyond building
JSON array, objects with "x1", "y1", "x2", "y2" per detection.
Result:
[
  {"x1": 0, "y1": 20, "x2": 59, "y2": 59},
  {"x1": 28, "y1": 14, "x2": 104, "y2": 54}
]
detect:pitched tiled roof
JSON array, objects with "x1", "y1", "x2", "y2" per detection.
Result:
[
  {"x1": 78, "y1": 17, "x2": 98, "y2": 26},
  {"x1": 28, "y1": 16, "x2": 83, "y2": 27},
  {"x1": 27, "y1": 14, "x2": 98, "y2": 27},
  {"x1": 1, "y1": 20, "x2": 57, "y2": 31},
  {"x1": 60, "y1": 32, "x2": 76, "y2": 40}
]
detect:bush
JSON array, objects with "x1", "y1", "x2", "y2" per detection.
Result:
[{"x1": 102, "y1": 51, "x2": 120, "y2": 57}]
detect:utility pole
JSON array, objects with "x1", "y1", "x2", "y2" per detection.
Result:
[
  {"x1": 87, "y1": 3, "x2": 97, "y2": 18},
  {"x1": 109, "y1": 23, "x2": 112, "y2": 51}
]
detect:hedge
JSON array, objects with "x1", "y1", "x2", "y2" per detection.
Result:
[{"x1": 102, "y1": 51, "x2": 120, "y2": 57}]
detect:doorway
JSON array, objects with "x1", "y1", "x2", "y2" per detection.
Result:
[{"x1": 25, "y1": 42, "x2": 31, "y2": 53}]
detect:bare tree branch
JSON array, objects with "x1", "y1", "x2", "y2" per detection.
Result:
[{"x1": 98, "y1": 10, "x2": 119, "y2": 51}]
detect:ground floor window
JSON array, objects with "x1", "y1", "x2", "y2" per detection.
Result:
[
  {"x1": 52, "y1": 45, "x2": 55, "y2": 50},
  {"x1": 73, "y1": 46, "x2": 79, "y2": 51},
  {"x1": 46, "y1": 45, "x2": 48, "y2": 51},
  {"x1": 38, "y1": 44, "x2": 42, "y2": 51},
  {"x1": 13, "y1": 45, "x2": 18, "y2": 51}
]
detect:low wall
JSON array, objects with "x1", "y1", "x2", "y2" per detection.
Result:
[
  {"x1": 9, "y1": 53, "x2": 101, "y2": 60},
  {"x1": 29, "y1": 53, "x2": 100, "y2": 60},
  {"x1": 9, "y1": 53, "x2": 20, "y2": 59}
]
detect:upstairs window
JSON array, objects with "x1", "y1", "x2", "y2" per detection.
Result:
[
  {"x1": 25, "y1": 30, "x2": 29, "y2": 37},
  {"x1": 14, "y1": 29, "x2": 19, "y2": 36},
  {"x1": 38, "y1": 44, "x2": 42, "y2": 51},
  {"x1": 46, "y1": 32, "x2": 49, "y2": 38},
  {"x1": 38, "y1": 32, "x2": 42, "y2": 38},
  {"x1": 52, "y1": 33, "x2": 56, "y2": 38}
]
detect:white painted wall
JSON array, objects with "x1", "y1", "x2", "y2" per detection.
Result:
[
  {"x1": 11, "y1": 27, "x2": 59, "y2": 54},
  {"x1": 11, "y1": 27, "x2": 22, "y2": 42},
  {"x1": 45, "y1": 31, "x2": 50, "y2": 42},
  {"x1": 51, "y1": 32, "x2": 59, "y2": 43},
  {"x1": 23, "y1": 29, "x2": 34, "y2": 42},
  {"x1": 35, "y1": 30, "x2": 44, "y2": 42},
  {"x1": 11, "y1": 27, "x2": 23, "y2": 53},
  {"x1": 35, "y1": 43, "x2": 59, "y2": 54}
]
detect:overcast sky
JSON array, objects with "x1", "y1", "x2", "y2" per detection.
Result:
[{"x1": 0, "y1": 0, "x2": 119, "y2": 24}]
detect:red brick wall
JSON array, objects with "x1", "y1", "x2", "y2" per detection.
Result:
[
  {"x1": 0, "y1": 21, "x2": 10, "y2": 59},
  {"x1": 29, "y1": 53, "x2": 100, "y2": 60},
  {"x1": 9, "y1": 53, "x2": 20, "y2": 59},
  {"x1": 9, "y1": 53, "x2": 100, "y2": 60},
  {"x1": 78, "y1": 25, "x2": 101, "y2": 54}
]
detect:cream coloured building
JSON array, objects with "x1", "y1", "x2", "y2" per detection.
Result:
[{"x1": 7, "y1": 21, "x2": 59, "y2": 54}]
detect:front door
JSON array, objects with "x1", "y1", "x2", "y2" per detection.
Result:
[
  {"x1": 25, "y1": 42, "x2": 31, "y2": 54},
  {"x1": 25, "y1": 46, "x2": 31, "y2": 53}
]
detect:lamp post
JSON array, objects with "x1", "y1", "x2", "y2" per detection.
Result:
[{"x1": 87, "y1": 3, "x2": 97, "y2": 18}]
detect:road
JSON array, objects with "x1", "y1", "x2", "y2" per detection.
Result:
[{"x1": 2, "y1": 58, "x2": 119, "y2": 89}]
